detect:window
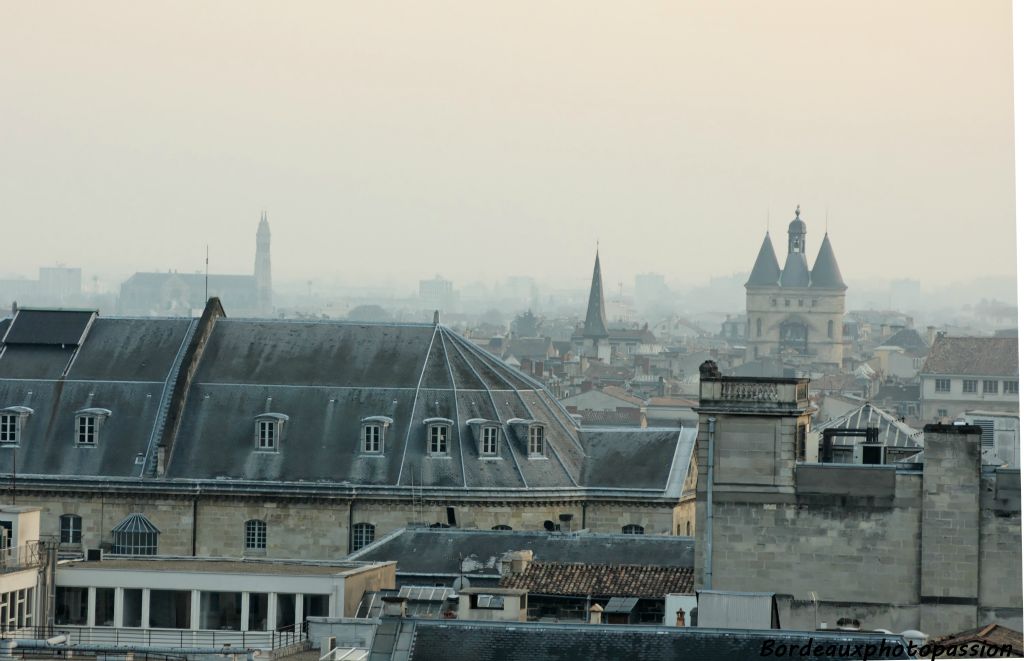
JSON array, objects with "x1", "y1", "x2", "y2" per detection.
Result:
[
  {"x1": 796, "y1": 424, "x2": 807, "y2": 461},
  {"x1": 983, "y1": 380, "x2": 999, "y2": 394},
  {"x1": 771, "y1": 298, "x2": 777, "y2": 306},
  {"x1": 528, "y1": 426, "x2": 544, "y2": 456},
  {"x1": 937, "y1": 408, "x2": 948, "y2": 418},
  {"x1": 785, "y1": 299, "x2": 791, "y2": 307},
  {"x1": 798, "y1": 299, "x2": 804, "y2": 307},
  {"x1": 622, "y1": 524, "x2": 645, "y2": 535},
  {"x1": 245, "y1": 520, "x2": 267, "y2": 551},
  {"x1": 492, "y1": 525, "x2": 512, "y2": 531},
  {"x1": 59, "y1": 514, "x2": 82, "y2": 544},
  {"x1": 685, "y1": 521, "x2": 691, "y2": 536},
  {"x1": 1005, "y1": 381, "x2": 1019, "y2": 394},
  {"x1": 363, "y1": 424, "x2": 382, "y2": 453},
  {"x1": 111, "y1": 514, "x2": 159, "y2": 556},
  {"x1": 756, "y1": 318, "x2": 762, "y2": 337},
  {"x1": 963, "y1": 380, "x2": 978, "y2": 393},
  {"x1": 352, "y1": 523, "x2": 375, "y2": 551},
  {"x1": 811, "y1": 299, "x2": 817, "y2": 307},
  {"x1": 77, "y1": 416, "x2": 97, "y2": 446},
  {"x1": 257, "y1": 420, "x2": 276, "y2": 450},
  {"x1": 935, "y1": 379, "x2": 950, "y2": 393},
  {"x1": 827, "y1": 320, "x2": 834, "y2": 339},
  {"x1": 429, "y1": 425, "x2": 448, "y2": 455},
  {"x1": 0, "y1": 415, "x2": 18, "y2": 444},
  {"x1": 481, "y1": 426, "x2": 498, "y2": 456}
]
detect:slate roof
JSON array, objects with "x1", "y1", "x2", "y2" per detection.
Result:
[
  {"x1": 582, "y1": 252, "x2": 609, "y2": 339},
  {"x1": 813, "y1": 403, "x2": 923, "y2": 448},
  {"x1": 745, "y1": 233, "x2": 781, "y2": 287},
  {"x1": 499, "y1": 562, "x2": 694, "y2": 598},
  {"x1": 879, "y1": 328, "x2": 929, "y2": 356},
  {"x1": 2, "y1": 309, "x2": 96, "y2": 346},
  {"x1": 809, "y1": 234, "x2": 846, "y2": 290},
  {"x1": 779, "y1": 252, "x2": 811, "y2": 288},
  {"x1": 346, "y1": 528, "x2": 695, "y2": 578},
  {"x1": 921, "y1": 336, "x2": 1019, "y2": 377},
  {"x1": 505, "y1": 338, "x2": 554, "y2": 362},
  {"x1": 406, "y1": 621, "x2": 911, "y2": 661},
  {"x1": 0, "y1": 307, "x2": 693, "y2": 497}
]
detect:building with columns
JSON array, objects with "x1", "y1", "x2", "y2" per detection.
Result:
[{"x1": 744, "y1": 206, "x2": 845, "y2": 370}]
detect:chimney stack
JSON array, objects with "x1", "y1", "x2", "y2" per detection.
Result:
[{"x1": 588, "y1": 603, "x2": 604, "y2": 625}]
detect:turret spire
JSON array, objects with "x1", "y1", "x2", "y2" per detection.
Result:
[{"x1": 582, "y1": 250, "x2": 609, "y2": 339}]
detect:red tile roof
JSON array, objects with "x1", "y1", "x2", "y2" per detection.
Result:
[
  {"x1": 935, "y1": 623, "x2": 1023, "y2": 656},
  {"x1": 499, "y1": 562, "x2": 694, "y2": 598},
  {"x1": 921, "y1": 336, "x2": 1019, "y2": 377}
]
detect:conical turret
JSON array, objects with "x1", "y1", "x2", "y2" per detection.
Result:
[{"x1": 582, "y1": 250, "x2": 609, "y2": 339}]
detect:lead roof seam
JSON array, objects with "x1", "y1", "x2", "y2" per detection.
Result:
[
  {"x1": 396, "y1": 326, "x2": 440, "y2": 486},
  {"x1": 140, "y1": 317, "x2": 200, "y2": 478},
  {"x1": 443, "y1": 334, "x2": 528, "y2": 488},
  {"x1": 453, "y1": 332, "x2": 578, "y2": 486},
  {"x1": 438, "y1": 331, "x2": 468, "y2": 488}
]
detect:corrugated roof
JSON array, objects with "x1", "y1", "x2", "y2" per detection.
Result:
[
  {"x1": 499, "y1": 562, "x2": 694, "y2": 598},
  {"x1": 812, "y1": 403, "x2": 922, "y2": 448},
  {"x1": 921, "y1": 336, "x2": 1019, "y2": 377},
  {"x1": 697, "y1": 590, "x2": 776, "y2": 629}
]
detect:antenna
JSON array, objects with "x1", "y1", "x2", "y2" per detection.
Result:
[
  {"x1": 766, "y1": 207, "x2": 770, "y2": 232},
  {"x1": 825, "y1": 207, "x2": 830, "y2": 233},
  {"x1": 205, "y1": 245, "x2": 209, "y2": 301}
]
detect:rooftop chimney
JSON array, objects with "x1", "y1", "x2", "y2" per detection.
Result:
[
  {"x1": 589, "y1": 603, "x2": 604, "y2": 625},
  {"x1": 433, "y1": 310, "x2": 440, "y2": 325}
]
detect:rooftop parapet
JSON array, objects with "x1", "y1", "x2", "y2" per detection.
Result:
[{"x1": 696, "y1": 361, "x2": 810, "y2": 415}]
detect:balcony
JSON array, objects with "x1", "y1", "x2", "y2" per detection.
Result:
[{"x1": 698, "y1": 376, "x2": 810, "y2": 415}]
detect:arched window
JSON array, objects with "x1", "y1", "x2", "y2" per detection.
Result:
[
  {"x1": 492, "y1": 525, "x2": 512, "y2": 531},
  {"x1": 622, "y1": 524, "x2": 645, "y2": 535},
  {"x1": 60, "y1": 514, "x2": 82, "y2": 544},
  {"x1": 245, "y1": 520, "x2": 267, "y2": 551},
  {"x1": 685, "y1": 521, "x2": 691, "y2": 536},
  {"x1": 111, "y1": 514, "x2": 159, "y2": 555},
  {"x1": 827, "y1": 319, "x2": 835, "y2": 339},
  {"x1": 352, "y1": 523, "x2": 375, "y2": 551},
  {"x1": 756, "y1": 318, "x2": 762, "y2": 337}
]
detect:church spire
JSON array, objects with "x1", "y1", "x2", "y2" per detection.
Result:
[
  {"x1": 582, "y1": 249, "x2": 609, "y2": 339},
  {"x1": 745, "y1": 232, "x2": 781, "y2": 288},
  {"x1": 255, "y1": 211, "x2": 272, "y2": 315}
]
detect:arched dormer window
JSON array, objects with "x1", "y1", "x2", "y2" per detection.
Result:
[
  {"x1": 75, "y1": 408, "x2": 111, "y2": 447},
  {"x1": 254, "y1": 413, "x2": 288, "y2": 451},
  {"x1": 507, "y1": 419, "x2": 547, "y2": 459},
  {"x1": 361, "y1": 416, "x2": 393, "y2": 454},
  {"x1": 467, "y1": 419, "x2": 500, "y2": 458},
  {"x1": 423, "y1": 418, "x2": 453, "y2": 456},
  {"x1": 0, "y1": 407, "x2": 33, "y2": 445}
]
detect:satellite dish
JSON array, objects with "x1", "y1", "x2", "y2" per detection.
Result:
[{"x1": 452, "y1": 576, "x2": 471, "y2": 591}]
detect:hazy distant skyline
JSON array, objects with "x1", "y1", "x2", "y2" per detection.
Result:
[{"x1": 1, "y1": 1, "x2": 1015, "y2": 292}]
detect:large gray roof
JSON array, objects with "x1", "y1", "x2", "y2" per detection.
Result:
[
  {"x1": 0, "y1": 308, "x2": 692, "y2": 496},
  {"x1": 347, "y1": 528, "x2": 695, "y2": 578},
  {"x1": 779, "y1": 252, "x2": 810, "y2": 288}
]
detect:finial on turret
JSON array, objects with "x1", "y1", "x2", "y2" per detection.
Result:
[{"x1": 795, "y1": 204, "x2": 801, "y2": 218}]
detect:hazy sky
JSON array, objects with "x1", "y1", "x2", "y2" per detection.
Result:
[{"x1": 0, "y1": 1, "x2": 1015, "y2": 292}]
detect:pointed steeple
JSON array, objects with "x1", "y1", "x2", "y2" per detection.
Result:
[
  {"x1": 582, "y1": 250, "x2": 609, "y2": 339},
  {"x1": 780, "y1": 206, "x2": 810, "y2": 287},
  {"x1": 745, "y1": 233, "x2": 781, "y2": 288},
  {"x1": 810, "y1": 233, "x2": 846, "y2": 290}
]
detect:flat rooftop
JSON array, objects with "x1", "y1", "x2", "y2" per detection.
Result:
[{"x1": 62, "y1": 557, "x2": 393, "y2": 577}]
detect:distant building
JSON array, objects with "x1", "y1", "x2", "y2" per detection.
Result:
[
  {"x1": 0, "y1": 266, "x2": 82, "y2": 307},
  {"x1": 118, "y1": 213, "x2": 272, "y2": 317},
  {"x1": 418, "y1": 276, "x2": 458, "y2": 312},
  {"x1": 573, "y1": 251, "x2": 611, "y2": 362},
  {"x1": 744, "y1": 206, "x2": 845, "y2": 369},
  {"x1": 919, "y1": 335, "x2": 1019, "y2": 421}
]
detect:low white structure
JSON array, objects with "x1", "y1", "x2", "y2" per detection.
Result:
[{"x1": 964, "y1": 410, "x2": 1020, "y2": 468}]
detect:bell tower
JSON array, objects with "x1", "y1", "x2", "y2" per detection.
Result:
[{"x1": 254, "y1": 211, "x2": 272, "y2": 315}]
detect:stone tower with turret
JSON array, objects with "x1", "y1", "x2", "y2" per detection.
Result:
[
  {"x1": 744, "y1": 206, "x2": 845, "y2": 368},
  {"x1": 254, "y1": 211, "x2": 272, "y2": 316},
  {"x1": 575, "y1": 250, "x2": 612, "y2": 363}
]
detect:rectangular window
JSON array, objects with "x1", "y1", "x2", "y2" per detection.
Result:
[
  {"x1": 248, "y1": 593, "x2": 269, "y2": 631},
  {"x1": 257, "y1": 420, "x2": 276, "y2": 450},
  {"x1": 363, "y1": 425, "x2": 381, "y2": 453},
  {"x1": 429, "y1": 425, "x2": 448, "y2": 454},
  {"x1": 528, "y1": 427, "x2": 544, "y2": 456},
  {"x1": 275, "y1": 593, "x2": 296, "y2": 631},
  {"x1": 934, "y1": 379, "x2": 950, "y2": 393},
  {"x1": 149, "y1": 590, "x2": 192, "y2": 629},
  {"x1": 77, "y1": 416, "x2": 97, "y2": 445},
  {"x1": 303, "y1": 594, "x2": 330, "y2": 622},
  {"x1": 937, "y1": 408, "x2": 948, "y2": 418},
  {"x1": 1004, "y1": 381, "x2": 1019, "y2": 394},
  {"x1": 481, "y1": 427, "x2": 498, "y2": 455},
  {"x1": 963, "y1": 380, "x2": 977, "y2": 393},
  {"x1": 60, "y1": 515, "x2": 82, "y2": 544},
  {"x1": 55, "y1": 587, "x2": 88, "y2": 626},
  {"x1": 123, "y1": 589, "x2": 143, "y2": 628},
  {"x1": 200, "y1": 592, "x2": 242, "y2": 631},
  {"x1": 95, "y1": 587, "x2": 115, "y2": 627},
  {"x1": 983, "y1": 380, "x2": 999, "y2": 394},
  {"x1": 0, "y1": 415, "x2": 17, "y2": 444}
]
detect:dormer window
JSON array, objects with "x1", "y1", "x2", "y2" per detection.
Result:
[
  {"x1": 528, "y1": 425, "x2": 545, "y2": 457},
  {"x1": 75, "y1": 408, "x2": 111, "y2": 447},
  {"x1": 481, "y1": 426, "x2": 498, "y2": 456},
  {"x1": 0, "y1": 407, "x2": 31, "y2": 445},
  {"x1": 361, "y1": 416, "x2": 393, "y2": 454},
  {"x1": 424, "y1": 418, "x2": 453, "y2": 456},
  {"x1": 254, "y1": 413, "x2": 288, "y2": 451}
]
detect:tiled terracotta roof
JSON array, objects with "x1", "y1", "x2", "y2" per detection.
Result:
[
  {"x1": 936, "y1": 623, "x2": 1023, "y2": 655},
  {"x1": 499, "y1": 561, "x2": 694, "y2": 598},
  {"x1": 921, "y1": 336, "x2": 1019, "y2": 377}
]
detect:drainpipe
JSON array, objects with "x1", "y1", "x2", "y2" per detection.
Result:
[{"x1": 704, "y1": 416, "x2": 716, "y2": 590}]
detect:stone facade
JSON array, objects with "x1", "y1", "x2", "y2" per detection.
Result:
[
  {"x1": 744, "y1": 288, "x2": 845, "y2": 367},
  {"x1": 693, "y1": 368, "x2": 1023, "y2": 637}
]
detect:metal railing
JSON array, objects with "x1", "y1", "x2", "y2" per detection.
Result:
[
  {"x1": 0, "y1": 623, "x2": 308, "y2": 651},
  {"x1": 0, "y1": 542, "x2": 43, "y2": 574}
]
